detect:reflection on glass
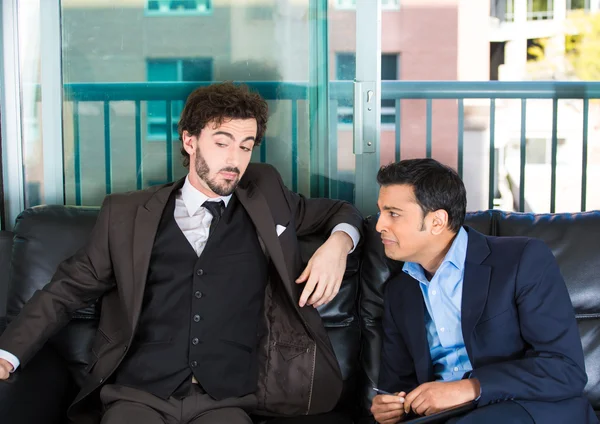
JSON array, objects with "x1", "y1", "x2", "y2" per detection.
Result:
[
  {"x1": 60, "y1": 0, "x2": 329, "y2": 205},
  {"x1": 18, "y1": 0, "x2": 44, "y2": 207}
]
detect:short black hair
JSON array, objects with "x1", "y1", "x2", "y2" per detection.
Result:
[{"x1": 377, "y1": 158, "x2": 466, "y2": 232}]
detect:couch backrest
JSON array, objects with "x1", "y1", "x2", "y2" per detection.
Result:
[
  {"x1": 3, "y1": 205, "x2": 361, "y2": 410},
  {"x1": 359, "y1": 210, "x2": 600, "y2": 413},
  {"x1": 4, "y1": 206, "x2": 600, "y2": 416},
  {"x1": 494, "y1": 211, "x2": 600, "y2": 408}
]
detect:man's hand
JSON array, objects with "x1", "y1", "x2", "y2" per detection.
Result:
[
  {"x1": 0, "y1": 358, "x2": 14, "y2": 380},
  {"x1": 296, "y1": 231, "x2": 353, "y2": 307},
  {"x1": 403, "y1": 380, "x2": 480, "y2": 416},
  {"x1": 371, "y1": 392, "x2": 406, "y2": 424}
]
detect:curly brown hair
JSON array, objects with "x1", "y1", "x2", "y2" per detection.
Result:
[{"x1": 177, "y1": 82, "x2": 268, "y2": 168}]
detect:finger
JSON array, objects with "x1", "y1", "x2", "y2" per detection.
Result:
[
  {"x1": 295, "y1": 260, "x2": 312, "y2": 284},
  {"x1": 313, "y1": 278, "x2": 335, "y2": 308},
  {"x1": 299, "y1": 272, "x2": 319, "y2": 307},
  {"x1": 322, "y1": 281, "x2": 341, "y2": 306},
  {"x1": 373, "y1": 407, "x2": 404, "y2": 420},
  {"x1": 424, "y1": 405, "x2": 437, "y2": 416},
  {"x1": 411, "y1": 394, "x2": 428, "y2": 416},
  {"x1": 403, "y1": 387, "x2": 422, "y2": 413},
  {"x1": 374, "y1": 409, "x2": 404, "y2": 424},
  {"x1": 306, "y1": 275, "x2": 327, "y2": 306},
  {"x1": 378, "y1": 394, "x2": 405, "y2": 404}
]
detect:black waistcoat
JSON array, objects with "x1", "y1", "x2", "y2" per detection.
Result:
[{"x1": 115, "y1": 192, "x2": 269, "y2": 399}]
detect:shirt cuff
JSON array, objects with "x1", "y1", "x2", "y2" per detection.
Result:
[
  {"x1": 0, "y1": 349, "x2": 20, "y2": 372},
  {"x1": 463, "y1": 371, "x2": 481, "y2": 402},
  {"x1": 331, "y1": 224, "x2": 360, "y2": 253}
]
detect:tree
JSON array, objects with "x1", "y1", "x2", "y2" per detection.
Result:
[
  {"x1": 526, "y1": 11, "x2": 600, "y2": 81},
  {"x1": 565, "y1": 11, "x2": 600, "y2": 81}
]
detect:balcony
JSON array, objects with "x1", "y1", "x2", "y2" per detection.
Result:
[{"x1": 49, "y1": 81, "x2": 600, "y2": 214}]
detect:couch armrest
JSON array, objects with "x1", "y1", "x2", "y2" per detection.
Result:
[{"x1": 0, "y1": 343, "x2": 72, "y2": 424}]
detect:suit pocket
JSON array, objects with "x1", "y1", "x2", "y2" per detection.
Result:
[
  {"x1": 86, "y1": 329, "x2": 112, "y2": 372},
  {"x1": 476, "y1": 307, "x2": 515, "y2": 327},
  {"x1": 475, "y1": 307, "x2": 519, "y2": 340}
]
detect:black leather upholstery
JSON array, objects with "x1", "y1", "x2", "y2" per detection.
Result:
[
  {"x1": 0, "y1": 231, "x2": 13, "y2": 322},
  {"x1": 0, "y1": 206, "x2": 599, "y2": 423}
]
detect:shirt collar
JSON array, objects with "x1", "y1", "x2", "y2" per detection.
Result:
[
  {"x1": 180, "y1": 175, "x2": 232, "y2": 217},
  {"x1": 402, "y1": 226, "x2": 468, "y2": 282}
]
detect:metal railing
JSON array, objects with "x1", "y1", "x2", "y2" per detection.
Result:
[{"x1": 63, "y1": 80, "x2": 600, "y2": 212}]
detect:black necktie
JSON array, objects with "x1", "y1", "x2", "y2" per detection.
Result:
[{"x1": 203, "y1": 200, "x2": 225, "y2": 236}]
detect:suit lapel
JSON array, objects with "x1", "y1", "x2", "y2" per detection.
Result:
[
  {"x1": 399, "y1": 274, "x2": 434, "y2": 383},
  {"x1": 460, "y1": 227, "x2": 492, "y2": 365},
  {"x1": 129, "y1": 179, "x2": 184, "y2": 331},
  {"x1": 235, "y1": 181, "x2": 293, "y2": 295}
]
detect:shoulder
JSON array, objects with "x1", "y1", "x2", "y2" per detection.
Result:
[
  {"x1": 104, "y1": 182, "x2": 174, "y2": 208},
  {"x1": 485, "y1": 235, "x2": 552, "y2": 262},
  {"x1": 241, "y1": 163, "x2": 281, "y2": 186}
]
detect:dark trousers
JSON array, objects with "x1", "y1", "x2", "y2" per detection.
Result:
[
  {"x1": 99, "y1": 384, "x2": 352, "y2": 424},
  {"x1": 447, "y1": 401, "x2": 534, "y2": 424},
  {"x1": 99, "y1": 383, "x2": 257, "y2": 424}
]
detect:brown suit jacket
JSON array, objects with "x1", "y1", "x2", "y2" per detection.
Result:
[{"x1": 0, "y1": 163, "x2": 363, "y2": 423}]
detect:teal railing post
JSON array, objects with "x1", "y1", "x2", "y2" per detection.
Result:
[{"x1": 308, "y1": 0, "x2": 329, "y2": 198}]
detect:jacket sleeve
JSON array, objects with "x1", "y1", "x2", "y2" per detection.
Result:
[
  {"x1": 270, "y1": 166, "x2": 364, "y2": 241},
  {"x1": 378, "y1": 279, "x2": 420, "y2": 394},
  {"x1": 471, "y1": 239, "x2": 588, "y2": 404},
  {"x1": 0, "y1": 196, "x2": 116, "y2": 367}
]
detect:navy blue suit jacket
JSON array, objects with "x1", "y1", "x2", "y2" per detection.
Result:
[{"x1": 379, "y1": 227, "x2": 597, "y2": 423}]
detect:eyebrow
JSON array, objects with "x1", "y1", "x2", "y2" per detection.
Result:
[
  {"x1": 380, "y1": 205, "x2": 403, "y2": 212},
  {"x1": 213, "y1": 131, "x2": 255, "y2": 143}
]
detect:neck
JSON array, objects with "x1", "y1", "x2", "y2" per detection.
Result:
[
  {"x1": 187, "y1": 171, "x2": 221, "y2": 199},
  {"x1": 420, "y1": 231, "x2": 458, "y2": 279}
]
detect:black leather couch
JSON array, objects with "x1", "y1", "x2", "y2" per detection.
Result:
[{"x1": 1, "y1": 206, "x2": 599, "y2": 423}]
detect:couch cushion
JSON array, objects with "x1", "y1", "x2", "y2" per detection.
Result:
[
  {"x1": 0, "y1": 231, "x2": 13, "y2": 320},
  {"x1": 8, "y1": 205, "x2": 101, "y2": 386},
  {"x1": 495, "y1": 210, "x2": 600, "y2": 409}
]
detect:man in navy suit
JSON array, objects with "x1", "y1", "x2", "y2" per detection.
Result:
[{"x1": 370, "y1": 159, "x2": 597, "y2": 424}]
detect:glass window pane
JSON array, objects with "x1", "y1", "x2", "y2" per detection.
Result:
[
  {"x1": 60, "y1": 0, "x2": 347, "y2": 206},
  {"x1": 18, "y1": 0, "x2": 44, "y2": 207}
]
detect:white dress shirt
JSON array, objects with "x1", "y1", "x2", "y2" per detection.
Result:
[{"x1": 0, "y1": 176, "x2": 360, "y2": 371}]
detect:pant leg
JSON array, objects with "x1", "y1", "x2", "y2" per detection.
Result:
[
  {"x1": 100, "y1": 400, "x2": 166, "y2": 424},
  {"x1": 256, "y1": 412, "x2": 352, "y2": 424},
  {"x1": 448, "y1": 401, "x2": 534, "y2": 424},
  {"x1": 181, "y1": 384, "x2": 258, "y2": 424},
  {"x1": 99, "y1": 384, "x2": 180, "y2": 424},
  {"x1": 188, "y1": 407, "x2": 253, "y2": 424}
]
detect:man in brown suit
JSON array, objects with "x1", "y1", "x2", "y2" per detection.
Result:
[{"x1": 0, "y1": 83, "x2": 363, "y2": 424}]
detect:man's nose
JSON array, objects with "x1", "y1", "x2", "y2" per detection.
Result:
[{"x1": 375, "y1": 214, "x2": 385, "y2": 233}]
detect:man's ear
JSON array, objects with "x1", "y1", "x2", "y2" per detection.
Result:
[
  {"x1": 182, "y1": 130, "x2": 196, "y2": 156},
  {"x1": 430, "y1": 209, "x2": 449, "y2": 235}
]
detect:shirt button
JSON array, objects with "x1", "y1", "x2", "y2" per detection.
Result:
[
  {"x1": 454, "y1": 367, "x2": 459, "y2": 372},
  {"x1": 190, "y1": 360, "x2": 198, "y2": 368},
  {"x1": 192, "y1": 338, "x2": 199, "y2": 345},
  {"x1": 195, "y1": 291, "x2": 202, "y2": 299},
  {"x1": 431, "y1": 290, "x2": 437, "y2": 295},
  {"x1": 193, "y1": 314, "x2": 201, "y2": 322},
  {"x1": 440, "y1": 327, "x2": 445, "y2": 332},
  {"x1": 196, "y1": 269, "x2": 204, "y2": 276}
]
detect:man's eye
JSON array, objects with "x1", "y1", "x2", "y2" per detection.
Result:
[
  {"x1": 216, "y1": 143, "x2": 227, "y2": 147},
  {"x1": 390, "y1": 212, "x2": 399, "y2": 217},
  {"x1": 241, "y1": 146, "x2": 251, "y2": 152}
]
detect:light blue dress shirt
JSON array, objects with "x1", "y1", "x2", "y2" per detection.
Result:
[{"x1": 402, "y1": 227, "x2": 473, "y2": 382}]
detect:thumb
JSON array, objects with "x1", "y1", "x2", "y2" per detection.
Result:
[{"x1": 296, "y1": 261, "x2": 312, "y2": 283}]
